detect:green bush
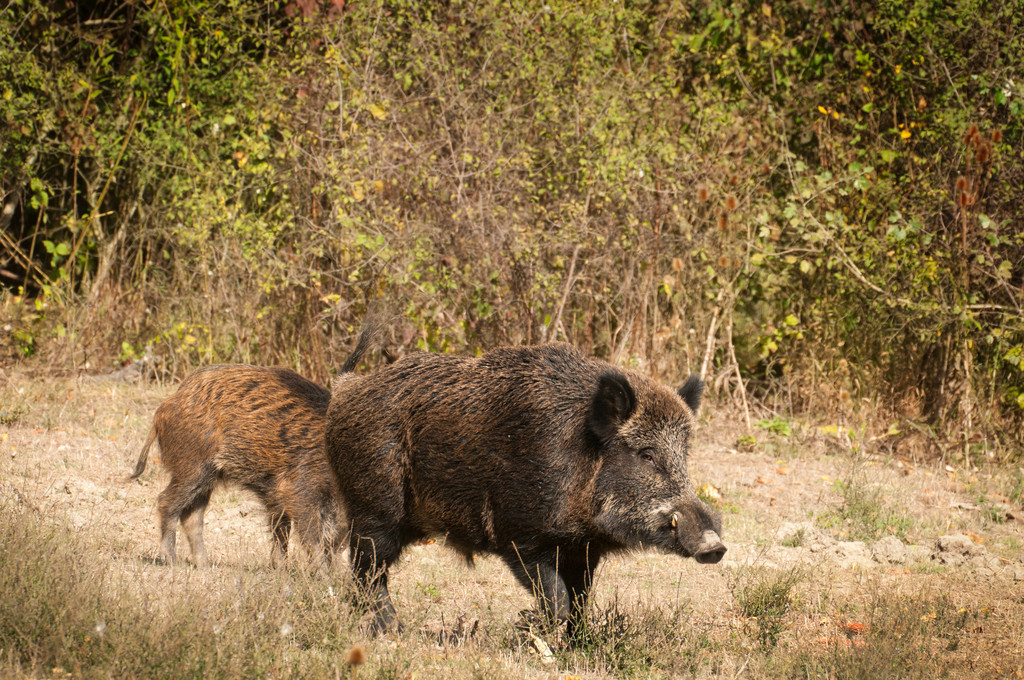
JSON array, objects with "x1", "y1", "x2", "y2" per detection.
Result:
[{"x1": 2, "y1": 0, "x2": 1022, "y2": 455}]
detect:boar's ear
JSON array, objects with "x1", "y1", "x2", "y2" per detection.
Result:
[
  {"x1": 678, "y1": 374, "x2": 704, "y2": 414},
  {"x1": 588, "y1": 372, "x2": 637, "y2": 443}
]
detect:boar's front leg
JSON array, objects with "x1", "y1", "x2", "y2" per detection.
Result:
[
  {"x1": 268, "y1": 511, "x2": 291, "y2": 567},
  {"x1": 506, "y1": 547, "x2": 601, "y2": 643},
  {"x1": 350, "y1": 530, "x2": 403, "y2": 635},
  {"x1": 558, "y1": 548, "x2": 602, "y2": 642}
]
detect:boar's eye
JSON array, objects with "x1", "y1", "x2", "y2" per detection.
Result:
[{"x1": 637, "y1": 448, "x2": 657, "y2": 467}]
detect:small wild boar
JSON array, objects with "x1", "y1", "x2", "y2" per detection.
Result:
[
  {"x1": 325, "y1": 342, "x2": 725, "y2": 637},
  {"x1": 130, "y1": 329, "x2": 375, "y2": 567}
]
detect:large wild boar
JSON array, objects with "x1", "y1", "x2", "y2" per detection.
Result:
[
  {"x1": 129, "y1": 328, "x2": 376, "y2": 567},
  {"x1": 325, "y1": 342, "x2": 725, "y2": 638}
]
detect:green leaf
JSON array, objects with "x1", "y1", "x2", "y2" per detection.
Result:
[{"x1": 784, "y1": 314, "x2": 799, "y2": 327}]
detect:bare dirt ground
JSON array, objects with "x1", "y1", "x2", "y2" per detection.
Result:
[{"x1": 2, "y1": 367, "x2": 1023, "y2": 678}]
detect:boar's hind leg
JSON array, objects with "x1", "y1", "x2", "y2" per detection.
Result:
[
  {"x1": 349, "y1": 531, "x2": 402, "y2": 635},
  {"x1": 180, "y1": 489, "x2": 212, "y2": 568},
  {"x1": 157, "y1": 507, "x2": 177, "y2": 566},
  {"x1": 156, "y1": 473, "x2": 213, "y2": 566}
]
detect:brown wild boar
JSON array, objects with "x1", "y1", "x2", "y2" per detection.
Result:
[
  {"x1": 325, "y1": 342, "x2": 725, "y2": 638},
  {"x1": 130, "y1": 329, "x2": 376, "y2": 567}
]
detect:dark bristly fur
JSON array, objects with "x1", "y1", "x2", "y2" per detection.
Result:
[
  {"x1": 325, "y1": 342, "x2": 725, "y2": 639},
  {"x1": 130, "y1": 324, "x2": 379, "y2": 567}
]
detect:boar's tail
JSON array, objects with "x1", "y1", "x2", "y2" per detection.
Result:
[
  {"x1": 128, "y1": 425, "x2": 158, "y2": 481},
  {"x1": 339, "y1": 315, "x2": 387, "y2": 374}
]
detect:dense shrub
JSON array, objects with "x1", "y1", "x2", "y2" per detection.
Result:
[{"x1": 2, "y1": 0, "x2": 1022, "y2": 455}]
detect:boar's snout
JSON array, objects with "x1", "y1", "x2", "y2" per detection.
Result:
[
  {"x1": 693, "y1": 530, "x2": 726, "y2": 564},
  {"x1": 670, "y1": 498, "x2": 726, "y2": 563}
]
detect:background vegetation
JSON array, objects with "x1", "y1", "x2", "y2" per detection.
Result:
[{"x1": 2, "y1": 0, "x2": 1023, "y2": 459}]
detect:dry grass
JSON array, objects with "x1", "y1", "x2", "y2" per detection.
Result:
[{"x1": 1, "y1": 371, "x2": 1023, "y2": 679}]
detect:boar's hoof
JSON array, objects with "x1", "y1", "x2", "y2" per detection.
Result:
[
  {"x1": 366, "y1": 615, "x2": 404, "y2": 637},
  {"x1": 693, "y1": 530, "x2": 726, "y2": 564}
]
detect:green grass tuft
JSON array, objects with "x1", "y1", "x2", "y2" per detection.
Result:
[
  {"x1": 817, "y1": 473, "x2": 914, "y2": 541},
  {"x1": 732, "y1": 566, "x2": 803, "y2": 650}
]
